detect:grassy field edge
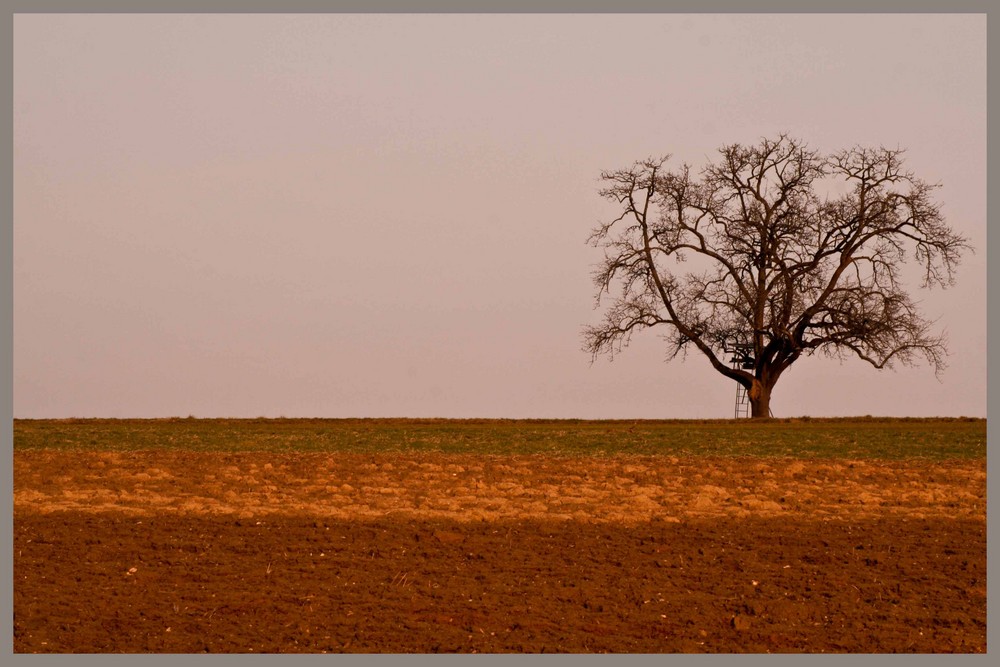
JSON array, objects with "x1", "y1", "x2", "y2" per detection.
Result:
[{"x1": 12, "y1": 417, "x2": 986, "y2": 459}]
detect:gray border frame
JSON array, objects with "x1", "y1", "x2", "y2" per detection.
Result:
[
  {"x1": 1, "y1": 1, "x2": 998, "y2": 12},
  {"x1": 4, "y1": 1, "x2": 993, "y2": 665}
]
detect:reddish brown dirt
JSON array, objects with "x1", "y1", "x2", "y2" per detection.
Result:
[{"x1": 13, "y1": 451, "x2": 986, "y2": 653}]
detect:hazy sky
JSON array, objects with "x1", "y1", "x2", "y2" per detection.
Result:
[{"x1": 13, "y1": 13, "x2": 987, "y2": 419}]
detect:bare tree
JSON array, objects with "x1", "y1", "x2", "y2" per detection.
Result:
[{"x1": 584, "y1": 135, "x2": 970, "y2": 418}]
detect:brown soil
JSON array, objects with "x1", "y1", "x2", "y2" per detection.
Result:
[{"x1": 13, "y1": 451, "x2": 986, "y2": 653}]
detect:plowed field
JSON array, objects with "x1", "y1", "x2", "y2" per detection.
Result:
[{"x1": 13, "y1": 448, "x2": 986, "y2": 653}]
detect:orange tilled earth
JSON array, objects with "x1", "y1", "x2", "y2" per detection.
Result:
[{"x1": 14, "y1": 451, "x2": 987, "y2": 653}]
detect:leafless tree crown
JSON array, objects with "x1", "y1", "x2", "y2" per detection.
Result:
[{"x1": 585, "y1": 135, "x2": 970, "y2": 413}]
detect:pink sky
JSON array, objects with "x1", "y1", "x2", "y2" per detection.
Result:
[{"x1": 13, "y1": 14, "x2": 987, "y2": 419}]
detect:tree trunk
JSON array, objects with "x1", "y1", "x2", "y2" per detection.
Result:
[{"x1": 748, "y1": 380, "x2": 771, "y2": 418}]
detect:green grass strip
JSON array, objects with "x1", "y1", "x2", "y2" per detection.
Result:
[{"x1": 12, "y1": 417, "x2": 986, "y2": 460}]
